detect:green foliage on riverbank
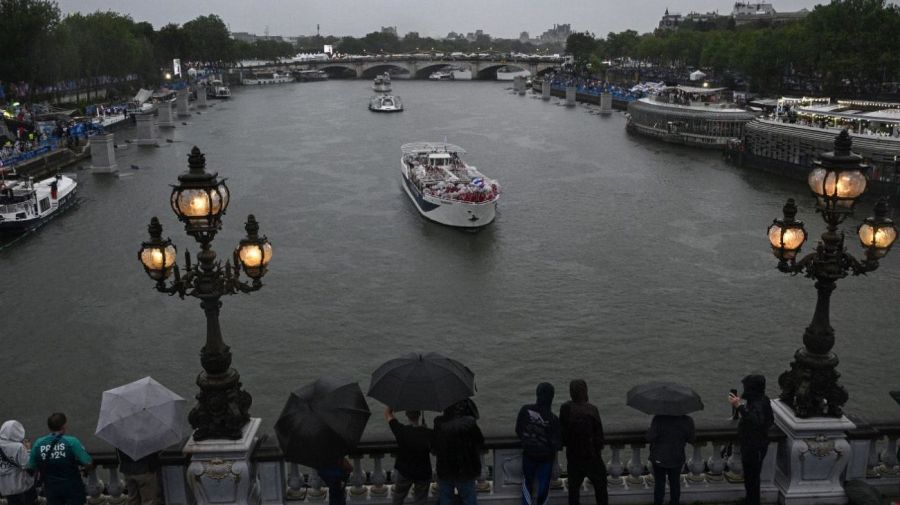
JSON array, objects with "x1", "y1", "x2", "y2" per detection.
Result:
[{"x1": 566, "y1": 0, "x2": 900, "y2": 96}]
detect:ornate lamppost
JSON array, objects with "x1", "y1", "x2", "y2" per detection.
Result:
[
  {"x1": 767, "y1": 130, "x2": 896, "y2": 418},
  {"x1": 138, "y1": 146, "x2": 272, "y2": 441}
]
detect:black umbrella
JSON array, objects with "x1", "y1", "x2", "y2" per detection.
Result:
[
  {"x1": 626, "y1": 382, "x2": 704, "y2": 416},
  {"x1": 275, "y1": 377, "x2": 371, "y2": 469},
  {"x1": 891, "y1": 390, "x2": 900, "y2": 406},
  {"x1": 368, "y1": 352, "x2": 476, "y2": 412}
]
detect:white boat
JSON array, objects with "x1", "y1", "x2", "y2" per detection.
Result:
[
  {"x1": 0, "y1": 174, "x2": 78, "y2": 233},
  {"x1": 496, "y1": 67, "x2": 531, "y2": 81},
  {"x1": 242, "y1": 72, "x2": 294, "y2": 85},
  {"x1": 370, "y1": 95, "x2": 403, "y2": 112},
  {"x1": 373, "y1": 73, "x2": 392, "y2": 93},
  {"x1": 429, "y1": 71, "x2": 453, "y2": 81},
  {"x1": 207, "y1": 79, "x2": 231, "y2": 99},
  {"x1": 400, "y1": 142, "x2": 499, "y2": 228}
]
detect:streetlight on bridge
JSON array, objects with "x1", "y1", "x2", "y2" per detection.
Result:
[
  {"x1": 138, "y1": 146, "x2": 273, "y2": 441},
  {"x1": 767, "y1": 130, "x2": 895, "y2": 418}
]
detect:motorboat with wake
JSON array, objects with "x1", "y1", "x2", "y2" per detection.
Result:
[
  {"x1": 0, "y1": 173, "x2": 78, "y2": 233},
  {"x1": 373, "y1": 73, "x2": 392, "y2": 93},
  {"x1": 400, "y1": 142, "x2": 499, "y2": 228},
  {"x1": 370, "y1": 95, "x2": 403, "y2": 112}
]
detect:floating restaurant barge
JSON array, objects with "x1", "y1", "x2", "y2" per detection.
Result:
[{"x1": 626, "y1": 86, "x2": 758, "y2": 149}]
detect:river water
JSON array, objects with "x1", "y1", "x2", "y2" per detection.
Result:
[{"x1": 2, "y1": 80, "x2": 898, "y2": 446}]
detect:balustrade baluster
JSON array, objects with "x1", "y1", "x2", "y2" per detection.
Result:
[
  {"x1": 286, "y1": 463, "x2": 307, "y2": 501},
  {"x1": 307, "y1": 470, "x2": 327, "y2": 500},
  {"x1": 349, "y1": 456, "x2": 368, "y2": 497},
  {"x1": 866, "y1": 439, "x2": 880, "y2": 478},
  {"x1": 606, "y1": 445, "x2": 624, "y2": 487},
  {"x1": 625, "y1": 444, "x2": 646, "y2": 487},
  {"x1": 85, "y1": 466, "x2": 106, "y2": 504},
  {"x1": 370, "y1": 454, "x2": 388, "y2": 497},
  {"x1": 879, "y1": 435, "x2": 899, "y2": 475},
  {"x1": 706, "y1": 441, "x2": 727, "y2": 481},
  {"x1": 106, "y1": 467, "x2": 126, "y2": 505},
  {"x1": 726, "y1": 442, "x2": 744, "y2": 483},
  {"x1": 477, "y1": 450, "x2": 491, "y2": 492},
  {"x1": 687, "y1": 442, "x2": 706, "y2": 483}
]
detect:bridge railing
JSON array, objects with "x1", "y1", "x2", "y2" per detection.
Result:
[{"x1": 61, "y1": 418, "x2": 900, "y2": 505}]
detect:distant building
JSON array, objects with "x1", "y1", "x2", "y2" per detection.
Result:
[
  {"x1": 519, "y1": 31, "x2": 530, "y2": 43},
  {"x1": 231, "y1": 32, "x2": 258, "y2": 43},
  {"x1": 538, "y1": 23, "x2": 572, "y2": 44},
  {"x1": 446, "y1": 31, "x2": 461, "y2": 40},
  {"x1": 658, "y1": 9, "x2": 682, "y2": 29},
  {"x1": 381, "y1": 26, "x2": 398, "y2": 36},
  {"x1": 406, "y1": 31, "x2": 420, "y2": 39},
  {"x1": 684, "y1": 10, "x2": 723, "y2": 22},
  {"x1": 658, "y1": 3, "x2": 808, "y2": 29}
]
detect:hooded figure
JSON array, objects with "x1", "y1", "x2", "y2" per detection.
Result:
[
  {"x1": 432, "y1": 400, "x2": 484, "y2": 505},
  {"x1": 560, "y1": 380, "x2": 608, "y2": 505},
  {"x1": 734, "y1": 374, "x2": 775, "y2": 505},
  {"x1": 0, "y1": 420, "x2": 36, "y2": 498},
  {"x1": 516, "y1": 382, "x2": 562, "y2": 459}
]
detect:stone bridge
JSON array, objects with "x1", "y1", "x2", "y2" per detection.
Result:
[{"x1": 245, "y1": 57, "x2": 563, "y2": 80}]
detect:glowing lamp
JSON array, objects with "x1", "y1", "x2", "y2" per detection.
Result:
[
  {"x1": 138, "y1": 217, "x2": 177, "y2": 281},
  {"x1": 808, "y1": 130, "x2": 868, "y2": 211},
  {"x1": 170, "y1": 147, "x2": 230, "y2": 239},
  {"x1": 858, "y1": 199, "x2": 897, "y2": 260},
  {"x1": 235, "y1": 215, "x2": 272, "y2": 280},
  {"x1": 767, "y1": 199, "x2": 807, "y2": 261}
]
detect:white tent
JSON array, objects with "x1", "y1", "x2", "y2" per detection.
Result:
[{"x1": 689, "y1": 70, "x2": 707, "y2": 81}]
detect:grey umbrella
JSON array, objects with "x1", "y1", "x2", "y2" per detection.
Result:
[
  {"x1": 626, "y1": 382, "x2": 704, "y2": 416},
  {"x1": 95, "y1": 377, "x2": 190, "y2": 460},
  {"x1": 367, "y1": 352, "x2": 476, "y2": 412}
]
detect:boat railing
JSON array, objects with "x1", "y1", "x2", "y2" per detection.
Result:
[{"x1": 74, "y1": 417, "x2": 900, "y2": 505}]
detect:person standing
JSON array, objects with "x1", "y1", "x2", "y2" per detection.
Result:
[
  {"x1": 317, "y1": 456, "x2": 353, "y2": 505},
  {"x1": 385, "y1": 407, "x2": 432, "y2": 505},
  {"x1": 559, "y1": 380, "x2": 607, "y2": 505},
  {"x1": 0, "y1": 420, "x2": 37, "y2": 505},
  {"x1": 515, "y1": 383, "x2": 561, "y2": 505},
  {"x1": 28, "y1": 413, "x2": 93, "y2": 505},
  {"x1": 117, "y1": 449, "x2": 160, "y2": 505},
  {"x1": 432, "y1": 399, "x2": 484, "y2": 505},
  {"x1": 647, "y1": 414, "x2": 694, "y2": 505},
  {"x1": 729, "y1": 374, "x2": 774, "y2": 505}
]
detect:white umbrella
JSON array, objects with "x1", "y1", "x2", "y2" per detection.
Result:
[{"x1": 95, "y1": 377, "x2": 190, "y2": 460}]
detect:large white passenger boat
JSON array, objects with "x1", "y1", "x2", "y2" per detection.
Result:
[
  {"x1": 243, "y1": 72, "x2": 294, "y2": 85},
  {"x1": 0, "y1": 174, "x2": 78, "y2": 232},
  {"x1": 400, "y1": 142, "x2": 499, "y2": 228}
]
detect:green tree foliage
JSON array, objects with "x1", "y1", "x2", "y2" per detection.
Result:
[
  {"x1": 181, "y1": 14, "x2": 233, "y2": 63},
  {"x1": 565, "y1": 32, "x2": 596, "y2": 69},
  {"x1": 0, "y1": 0, "x2": 60, "y2": 85}
]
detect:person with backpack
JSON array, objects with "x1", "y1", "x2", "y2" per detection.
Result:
[
  {"x1": 559, "y1": 380, "x2": 607, "y2": 505},
  {"x1": 27, "y1": 413, "x2": 93, "y2": 505},
  {"x1": 515, "y1": 383, "x2": 561, "y2": 505},
  {"x1": 728, "y1": 374, "x2": 775, "y2": 505},
  {"x1": 647, "y1": 413, "x2": 695, "y2": 505},
  {"x1": 432, "y1": 399, "x2": 484, "y2": 505},
  {"x1": 0, "y1": 420, "x2": 37, "y2": 505}
]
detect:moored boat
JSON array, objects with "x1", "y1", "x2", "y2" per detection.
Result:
[
  {"x1": 0, "y1": 174, "x2": 78, "y2": 233},
  {"x1": 207, "y1": 79, "x2": 231, "y2": 99},
  {"x1": 428, "y1": 71, "x2": 453, "y2": 81},
  {"x1": 370, "y1": 95, "x2": 403, "y2": 112},
  {"x1": 294, "y1": 69, "x2": 329, "y2": 82},
  {"x1": 242, "y1": 72, "x2": 294, "y2": 85},
  {"x1": 400, "y1": 142, "x2": 499, "y2": 228}
]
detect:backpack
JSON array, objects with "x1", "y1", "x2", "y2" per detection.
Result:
[
  {"x1": 520, "y1": 408, "x2": 553, "y2": 455},
  {"x1": 566, "y1": 412, "x2": 599, "y2": 461}
]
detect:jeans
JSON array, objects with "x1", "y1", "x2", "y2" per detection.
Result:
[
  {"x1": 521, "y1": 455, "x2": 553, "y2": 505},
  {"x1": 392, "y1": 470, "x2": 430, "y2": 505},
  {"x1": 566, "y1": 459, "x2": 608, "y2": 505},
  {"x1": 742, "y1": 446, "x2": 768, "y2": 505},
  {"x1": 321, "y1": 474, "x2": 347, "y2": 505},
  {"x1": 124, "y1": 472, "x2": 159, "y2": 505},
  {"x1": 651, "y1": 463, "x2": 681, "y2": 505},
  {"x1": 5, "y1": 486, "x2": 38, "y2": 505},
  {"x1": 438, "y1": 478, "x2": 476, "y2": 505}
]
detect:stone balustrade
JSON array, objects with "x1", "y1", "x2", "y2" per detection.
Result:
[{"x1": 4, "y1": 418, "x2": 894, "y2": 505}]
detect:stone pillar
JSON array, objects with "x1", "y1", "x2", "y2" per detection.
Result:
[
  {"x1": 157, "y1": 101, "x2": 175, "y2": 128},
  {"x1": 197, "y1": 87, "x2": 208, "y2": 108},
  {"x1": 517, "y1": 76, "x2": 526, "y2": 95},
  {"x1": 599, "y1": 93, "x2": 613, "y2": 114},
  {"x1": 184, "y1": 417, "x2": 262, "y2": 505},
  {"x1": 565, "y1": 86, "x2": 576, "y2": 107},
  {"x1": 89, "y1": 133, "x2": 118, "y2": 173},
  {"x1": 542, "y1": 80, "x2": 551, "y2": 101},
  {"x1": 134, "y1": 113, "x2": 158, "y2": 146},
  {"x1": 176, "y1": 89, "x2": 191, "y2": 117},
  {"x1": 772, "y1": 399, "x2": 855, "y2": 505}
]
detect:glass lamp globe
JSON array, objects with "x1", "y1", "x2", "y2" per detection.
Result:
[
  {"x1": 235, "y1": 215, "x2": 272, "y2": 280},
  {"x1": 138, "y1": 217, "x2": 177, "y2": 281},
  {"x1": 768, "y1": 199, "x2": 807, "y2": 260},
  {"x1": 858, "y1": 199, "x2": 897, "y2": 260},
  {"x1": 169, "y1": 147, "x2": 230, "y2": 238}
]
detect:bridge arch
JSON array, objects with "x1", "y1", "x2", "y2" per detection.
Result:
[
  {"x1": 476, "y1": 63, "x2": 529, "y2": 81},
  {"x1": 317, "y1": 64, "x2": 357, "y2": 79},
  {"x1": 360, "y1": 63, "x2": 411, "y2": 79}
]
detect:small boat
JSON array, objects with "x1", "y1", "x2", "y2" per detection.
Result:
[
  {"x1": 207, "y1": 79, "x2": 231, "y2": 99},
  {"x1": 373, "y1": 73, "x2": 392, "y2": 93},
  {"x1": 429, "y1": 71, "x2": 453, "y2": 81},
  {"x1": 400, "y1": 142, "x2": 499, "y2": 228},
  {"x1": 370, "y1": 95, "x2": 403, "y2": 112},
  {"x1": 0, "y1": 174, "x2": 78, "y2": 233},
  {"x1": 294, "y1": 70, "x2": 328, "y2": 82},
  {"x1": 242, "y1": 72, "x2": 294, "y2": 85}
]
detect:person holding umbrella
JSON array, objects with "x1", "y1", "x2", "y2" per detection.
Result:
[
  {"x1": 116, "y1": 450, "x2": 160, "y2": 505},
  {"x1": 432, "y1": 399, "x2": 484, "y2": 505},
  {"x1": 728, "y1": 375, "x2": 774, "y2": 505},
  {"x1": 384, "y1": 407, "x2": 432, "y2": 505},
  {"x1": 626, "y1": 383, "x2": 701, "y2": 505}
]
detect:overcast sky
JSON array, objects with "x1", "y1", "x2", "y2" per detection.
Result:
[{"x1": 56, "y1": 0, "x2": 829, "y2": 39}]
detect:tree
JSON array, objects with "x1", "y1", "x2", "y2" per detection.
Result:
[
  {"x1": 0, "y1": 0, "x2": 61, "y2": 91},
  {"x1": 182, "y1": 14, "x2": 234, "y2": 63},
  {"x1": 565, "y1": 32, "x2": 596, "y2": 69}
]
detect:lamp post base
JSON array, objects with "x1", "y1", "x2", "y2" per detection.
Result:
[
  {"x1": 772, "y1": 400, "x2": 855, "y2": 505},
  {"x1": 778, "y1": 348, "x2": 848, "y2": 418},
  {"x1": 184, "y1": 417, "x2": 262, "y2": 505}
]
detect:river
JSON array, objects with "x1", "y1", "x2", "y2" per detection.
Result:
[{"x1": 1, "y1": 80, "x2": 897, "y2": 446}]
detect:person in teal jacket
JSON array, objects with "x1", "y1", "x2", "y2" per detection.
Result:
[{"x1": 28, "y1": 413, "x2": 93, "y2": 505}]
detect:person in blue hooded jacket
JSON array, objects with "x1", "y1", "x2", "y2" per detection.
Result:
[{"x1": 515, "y1": 383, "x2": 562, "y2": 505}]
